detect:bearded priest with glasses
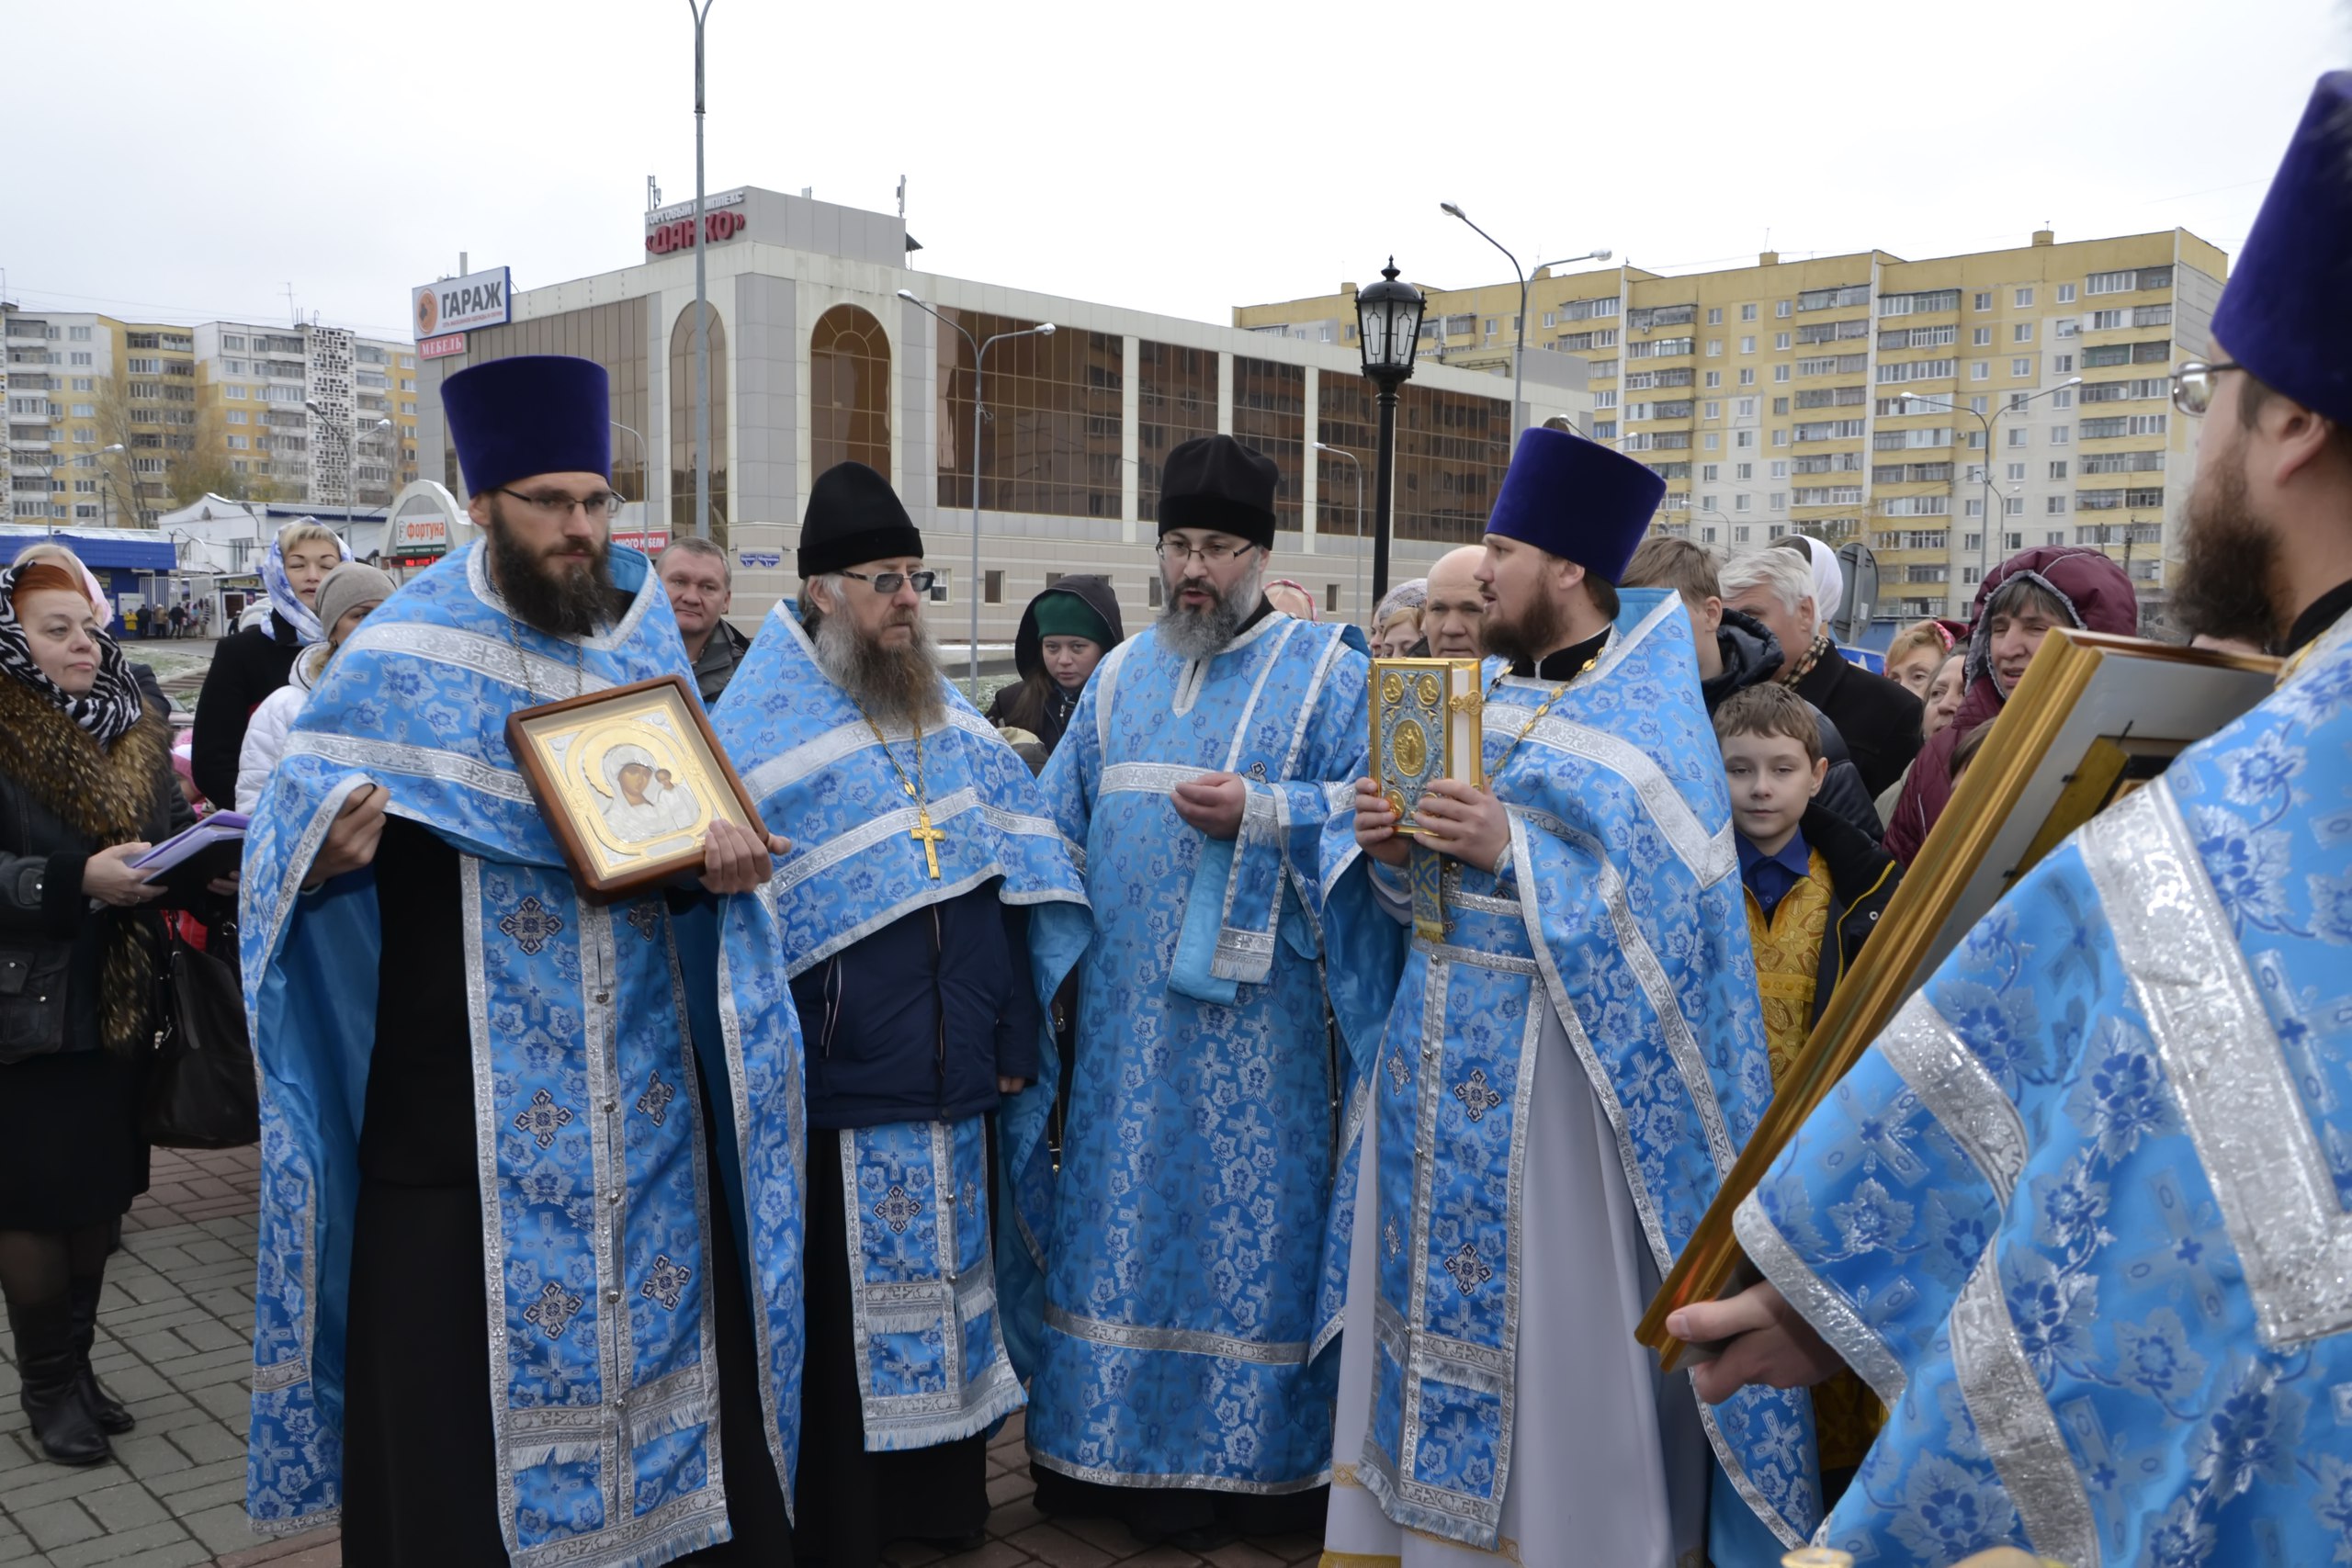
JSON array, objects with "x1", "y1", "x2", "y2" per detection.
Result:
[
  {"x1": 1012, "y1": 434, "x2": 1389, "y2": 1547},
  {"x1": 238, "y1": 355, "x2": 805, "y2": 1566},
  {"x1": 707, "y1": 460, "x2": 1091, "y2": 1566}
]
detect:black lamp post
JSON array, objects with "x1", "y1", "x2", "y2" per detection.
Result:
[{"x1": 1354, "y1": 259, "x2": 1425, "y2": 604}]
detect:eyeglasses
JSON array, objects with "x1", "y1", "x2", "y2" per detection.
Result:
[
  {"x1": 838, "y1": 568, "x2": 937, "y2": 595},
  {"x1": 1156, "y1": 538, "x2": 1258, "y2": 565},
  {"x1": 2170, "y1": 361, "x2": 2244, "y2": 418},
  {"x1": 497, "y1": 487, "x2": 627, "y2": 520}
]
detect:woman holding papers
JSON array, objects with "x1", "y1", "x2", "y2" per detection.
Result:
[{"x1": 0, "y1": 555, "x2": 192, "y2": 1468}]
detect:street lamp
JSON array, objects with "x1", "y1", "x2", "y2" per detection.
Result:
[
  {"x1": 612, "y1": 422, "x2": 652, "y2": 544},
  {"x1": 896, "y1": 288, "x2": 1057, "y2": 701},
  {"x1": 1901, "y1": 376, "x2": 2080, "y2": 589},
  {"x1": 686, "y1": 0, "x2": 718, "y2": 540},
  {"x1": 80, "y1": 443, "x2": 130, "y2": 535},
  {"x1": 1353, "y1": 260, "x2": 1426, "y2": 604},
  {"x1": 1440, "y1": 201, "x2": 1608, "y2": 437},
  {"x1": 310, "y1": 400, "x2": 392, "y2": 537},
  {"x1": 1315, "y1": 442, "x2": 1366, "y2": 624}
]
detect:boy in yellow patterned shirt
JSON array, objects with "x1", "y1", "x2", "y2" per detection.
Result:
[{"x1": 1713, "y1": 682, "x2": 1901, "y2": 1500}]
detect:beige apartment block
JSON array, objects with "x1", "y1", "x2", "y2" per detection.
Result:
[{"x1": 1238, "y1": 229, "x2": 2229, "y2": 626}]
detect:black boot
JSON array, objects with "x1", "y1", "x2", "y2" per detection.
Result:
[
  {"x1": 67, "y1": 1276, "x2": 132, "y2": 1435},
  {"x1": 6, "y1": 1294, "x2": 111, "y2": 1465}
]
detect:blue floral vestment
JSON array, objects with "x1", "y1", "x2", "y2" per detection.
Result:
[
  {"x1": 1741, "y1": 609, "x2": 2352, "y2": 1565},
  {"x1": 709, "y1": 604, "x2": 1089, "y2": 1450},
  {"x1": 1018, "y1": 610, "x2": 1385, "y2": 1494},
  {"x1": 241, "y1": 544, "x2": 807, "y2": 1567},
  {"x1": 1318, "y1": 590, "x2": 1823, "y2": 1553}
]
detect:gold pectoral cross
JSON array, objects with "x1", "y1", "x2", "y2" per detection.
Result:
[{"x1": 910, "y1": 805, "x2": 944, "y2": 879}]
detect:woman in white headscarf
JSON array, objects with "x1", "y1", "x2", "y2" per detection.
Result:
[{"x1": 1772, "y1": 534, "x2": 1845, "y2": 640}]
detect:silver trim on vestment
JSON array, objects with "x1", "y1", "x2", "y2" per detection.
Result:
[
  {"x1": 1950, "y1": 1250, "x2": 2100, "y2": 1568},
  {"x1": 1408, "y1": 936, "x2": 1539, "y2": 975},
  {"x1": 1734, "y1": 1190, "x2": 1909, "y2": 1408},
  {"x1": 2084, "y1": 777, "x2": 2352, "y2": 1348},
  {"x1": 1386, "y1": 953, "x2": 1451, "y2": 1520},
  {"x1": 1099, "y1": 761, "x2": 1205, "y2": 796},
  {"x1": 718, "y1": 889, "x2": 796, "y2": 1522},
  {"x1": 737, "y1": 707, "x2": 1001, "y2": 803},
  {"x1": 340, "y1": 621, "x2": 616, "y2": 705},
  {"x1": 459, "y1": 858, "x2": 525, "y2": 1560},
  {"x1": 1509, "y1": 714, "x2": 1731, "y2": 886},
  {"x1": 577, "y1": 903, "x2": 630, "y2": 1519},
  {"x1": 1092, "y1": 637, "x2": 1136, "y2": 755},
  {"x1": 1027, "y1": 1449, "x2": 1334, "y2": 1495},
  {"x1": 1881, "y1": 992, "x2": 2027, "y2": 1197},
  {"x1": 283, "y1": 732, "x2": 536, "y2": 804},
  {"x1": 1046, "y1": 1303, "x2": 1311, "y2": 1366},
  {"x1": 1510, "y1": 810, "x2": 1674, "y2": 1278}
]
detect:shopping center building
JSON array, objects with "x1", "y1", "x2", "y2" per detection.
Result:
[{"x1": 413, "y1": 186, "x2": 1590, "y2": 643}]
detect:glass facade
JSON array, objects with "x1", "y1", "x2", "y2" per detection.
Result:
[
  {"x1": 935, "y1": 310, "x2": 1122, "y2": 518},
  {"x1": 669, "y1": 303, "x2": 730, "y2": 537},
  {"x1": 809, "y1": 304, "x2": 891, "y2": 478},
  {"x1": 1396, "y1": 384, "x2": 1510, "y2": 545},
  {"x1": 1231, "y1": 357, "x2": 1305, "y2": 529},
  {"x1": 450, "y1": 299, "x2": 650, "y2": 501},
  {"x1": 1316, "y1": 371, "x2": 1374, "y2": 536},
  {"x1": 1136, "y1": 340, "x2": 1217, "y2": 520}
]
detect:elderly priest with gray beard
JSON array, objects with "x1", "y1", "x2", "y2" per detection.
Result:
[{"x1": 708, "y1": 460, "x2": 1091, "y2": 1568}]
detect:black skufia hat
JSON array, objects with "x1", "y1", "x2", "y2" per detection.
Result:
[
  {"x1": 797, "y1": 461, "x2": 924, "y2": 580},
  {"x1": 1157, "y1": 434, "x2": 1278, "y2": 551}
]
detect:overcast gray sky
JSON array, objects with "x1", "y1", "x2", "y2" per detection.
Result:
[{"x1": 7, "y1": 0, "x2": 2347, "y2": 339}]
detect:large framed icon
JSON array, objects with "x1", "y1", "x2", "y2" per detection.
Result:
[
  {"x1": 505, "y1": 674, "x2": 766, "y2": 902},
  {"x1": 1639, "y1": 629, "x2": 2281, "y2": 1367},
  {"x1": 1369, "y1": 657, "x2": 1485, "y2": 834}
]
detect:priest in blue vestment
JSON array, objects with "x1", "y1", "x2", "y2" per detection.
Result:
[
  {"x1": 707, "y1": 461, "x2": 1090, "y2": 1566},
  {"x1": 1015, "y1": 434, "x2": 1383, "y2": 1546},
  {"x1": 1672, "y1": 72, "x2": 2352, "y2": 1567},
  {"x1": 239, "y1": 355, "x2": 806, "y2": 1567},
  {"x1": 1320, "y1": 426, "x2": 1824, "y2": 1566}
]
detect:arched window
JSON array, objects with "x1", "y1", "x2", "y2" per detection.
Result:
[
  {"x1": 810, "y1": 304, "x2": 891, "y2": 478},
  {"x1": 669, "y1": 303, "x2": 729, "y2": 539}
]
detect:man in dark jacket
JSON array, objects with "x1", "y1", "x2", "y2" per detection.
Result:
[
  {"x1": 1623, "y1": 536, "x2": 1884, "y2": 842},
  {"x1": 1720, "y1": 545, "x2": 1924, "y2": 798},
  {"x1": 655, "y1": 537, "x2": 753, "y2": 705}
]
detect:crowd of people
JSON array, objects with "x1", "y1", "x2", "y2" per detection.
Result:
[{"x1": 0, "y1": 69, "x2": 2345, "y2": 1568}]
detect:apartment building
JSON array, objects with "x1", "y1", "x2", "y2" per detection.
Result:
[
  {"x1": 2, "y1": 299, "x2": 419, "y2": 526},
  {"x1": 1237, "y1": 228, "x2": 2229, "y2": 627}
]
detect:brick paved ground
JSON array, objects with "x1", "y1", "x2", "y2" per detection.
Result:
[{"x1": 0, "y1": 1145, "x2": 1325, "y2": 1568}]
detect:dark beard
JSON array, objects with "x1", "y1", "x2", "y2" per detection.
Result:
[
  {"x1": 1158, "y1": 561, "x2": 1261, "y2": 660},
  {"x1": 488, "y1": 502, "x2": 614, "y2": 638},
  {"x1": 1481, "y1": 591, "x2": 1566, "y2": 669},
  {"x1": 813, "y1": 605, "x2": 946, "y2": 729},
  {"x1": 2172, "y1": 460, "x2": 2284, "y2": 647}
]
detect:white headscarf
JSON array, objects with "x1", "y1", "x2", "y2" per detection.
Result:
[{"x1": 1796, "y1": 536, "x2": 1844, "y2": 637}]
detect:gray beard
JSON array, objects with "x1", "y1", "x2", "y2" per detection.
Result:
[
  {"x1": 812, "y1": 609, "x2": 947, "y2": 729},
  {"x1": 1157, "y1": 559, "x2": 1264, "y2": 661}
]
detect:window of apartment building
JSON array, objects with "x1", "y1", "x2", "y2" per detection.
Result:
[
  {"x1": 2049, "y1": 460, "x2": 2070, "y2": 480},
  {"x1": 2004, "y1": 496, "x2": 2027, "y2": 516},
  {"x1": 64, "y1": 326, "x2": 91, "y2": 343},
  {"x1": 1706, "y1": 340, "x2": 1723, "y2": 357},
  {"x1": 1735, "y1": 430, "x2": 1756, "y2": 448},
  {"x1": 72, "y1": 428, "x2": 93, "y2": 445},
  {"x1": 1735, "y1": 462, "x2": 1753, "y2": 479},
  {"x1": 1776, "y1": 300, "x2": 1792, "y2": 317},
  {"x1": 1736, "y1": 397, "x2": 1758, "y2": 418},
  {"x1": 1972, "y1": 363, "x2": 1991, "y2": 381},
  {"x1": 2050, "y1": 424, "x2": 2071, "y2": 444},
  {"x1": 2015, "y1": 288, "x2": 2034, "y2": 308},
  {"x1": 1775, "y1": 333, "x2": 1791, "y2": 351},
  {"x1": 1740, "y1": 336, "x2": 1756, "y2": 354},
  {"x1": 1774, "y1": 365, "x2": 1791, "y2": 382},
  {"x1": 70, "y1": 378, "x2": 91, "y2": 392},
  {"x1": 67, "y1": 352, "x2": 90, "y2": 367},
  {"x1": 1770, "y1": 492, "x2": 1787, "y2": 510},
  {"x1": 225, "y1": 409, "x2": 246, "y2": 424},
  {"x1": 2086, "y1": 270, "x2": 2134, "y2": 295},
  {"x1": 1593, "y1": 390, "x2": 1618, "y2": 409},
  {"x1": 1707, "y1": 308, "x2": 1724, "y2": 325},
  {"x1": 2008, "y1": 357, "x2": 2030, "y2": 377},
  {"x1": 1772, "y1": 430, "x2": 1789, "y2": 446},
  {"x1": 1702, "y1": 400, "x2": 1721, "y2": 419},
  {"x1": 1704, "y1": 433, "x2": 1721, "y2": 451},
  {"x1": 1733, "y1": 525, "x2": 1752, "y2": 542},
  {"x1": 1701, "y1": 493, "x2": 1718, "y2": 512},
  {"x1": 1973, "y1": 291, "x2": 1993, "y2": 311},
  {"x1": 2007, "y1": 463, "x2": 2027, "y2": 481},
  {"x1": 1973, "y1": 327, "x2": 1992, "y2": 346},
  {"x1": 1735, "y1": 495, "x2": 1752, "y2": 513},
  {"x1": 2053, "y1": 354, "x2": 2075, "y2": 375},
  {"x1": 2051, "y1": 389, "x2": 2074, "y2": 408},
  {"x1": 2047, "y1": 494, "x2": 2069, "y2": 514},
  {"x1": 1542, "y1": 312, "x2": 1555, "y2": 328},
  {"x1": 1770, "y1": 460, "x2": 1789, "y2": 479},
  {"x1": 1702, "y1": 464, "x2": 1720, "y2": 481},
  {"x1": 1742, "y1": 304, "x2": 1758, "y2": 321},
  {"x1": 2056, "y1": 283, "x2": 2076, "y2": 304},
  {"x1": 68, "y1": 402, "x2": 93, "y2": 418},
  {"x1": 2013, "y1": 323, "x2": 2034, "y2": 343},
  {"x1": 1704, "y1": 371, "x2": 1722, "y2": 389},
  {"x1": 2007, "y1": 427, "x2": 2029, "y2": 447},
  {"x1": 1738, "y1": 368, "x2": 1756, "y2": 386}
]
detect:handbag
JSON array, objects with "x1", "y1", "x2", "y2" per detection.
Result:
[{"x1": 142, "y1": 928, "x2": 259, "y2": 1149}]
